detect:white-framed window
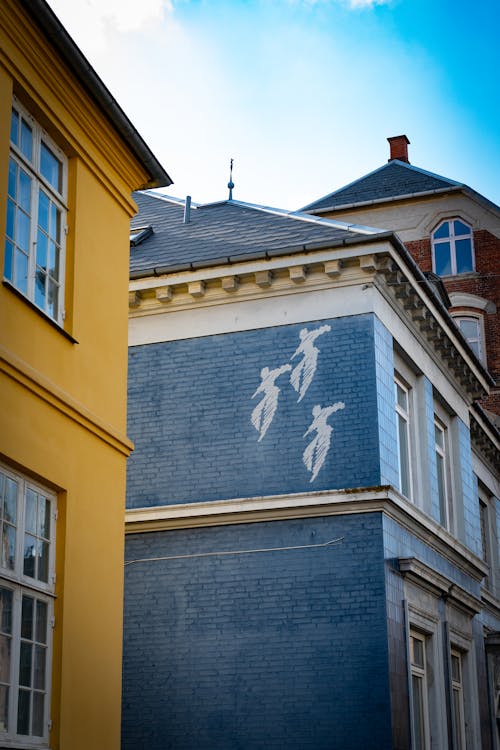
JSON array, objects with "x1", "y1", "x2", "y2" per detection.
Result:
[
  {"x1": 450, "y1": 649, "x2": 467, "y2": 750},
  {"x1": 431, "y1": 219, "x2": 474, "y2": 276},
  {"x1": 410, "y1": 630, "x2": 431, "y2": 750},
  {"x1": 0, "y1": 465, "x2": 56, "y2": 746},
  {"x1": 395, "y1": 376, "x2": 413, "y2": 499},
  {"x1": 4, "y1": 98, "x2": 67, "y2": 324},
  {"x1": 453, "y1": 314, "x2": 485, "y2": 363},
  {"x1": 434, "y1": 415, "x2": 451, "y2": 529}
]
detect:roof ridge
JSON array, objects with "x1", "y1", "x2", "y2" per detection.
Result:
[{"x1": 140, "y1": 190, "x2": 201, "y2": 208}]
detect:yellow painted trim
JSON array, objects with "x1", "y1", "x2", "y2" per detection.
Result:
[
  {"x1": 0, "y1": 345, "x2": 133, "y2": 456},
  {"x1": 125, "y1": 487, "x2": 487, "y2": 583}
]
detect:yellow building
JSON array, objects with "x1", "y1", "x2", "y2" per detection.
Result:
[{"x1": 0, "y1": 1, "x2": 171, "y2": 747}]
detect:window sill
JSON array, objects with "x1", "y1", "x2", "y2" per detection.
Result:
[
  {"x1": 439, "y1": 271, "x2": 479, "y2": 281},
  {"x1": 3, "y1": 280, "x2": 78, "y2": 344}
]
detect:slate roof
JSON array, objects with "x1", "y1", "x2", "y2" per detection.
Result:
[
  {"x1": 129, "y1": 191, "x2": 388, "y2": 277},
  {"x1": 301, "y1": 160, "x2": 467, "y2": 213}
]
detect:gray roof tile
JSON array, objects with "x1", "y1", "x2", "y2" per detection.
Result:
[
  {"x1": 301, "y1": 160, "x2": 461, "y2": 212},
  {"x1": 130, "y1": 192, "x2": 386, "y2": 276}
]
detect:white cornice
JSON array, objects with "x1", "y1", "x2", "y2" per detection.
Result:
[{"x1": 125, "y1": 486, "x2": 487, "y2": 584}]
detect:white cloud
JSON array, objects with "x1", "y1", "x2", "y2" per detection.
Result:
[
  {"x1": 346, "y1": 0, "x2": 390, "y2": 8},
  {"x1": 47, "y1": 0, "x2": 173, "y2": 55}
]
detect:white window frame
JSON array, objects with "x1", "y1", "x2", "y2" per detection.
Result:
[
  {"x1": 450, "y1": 649, "x2": 467, "y2": 750},
  {"x1": 409, "y1": 629, "x2": 431, "y2": 750},
  {"x1": 4, "y1": 97, "x2": 67, "y2": 325},
  {"x1": 452, "y1": 313, "x2": 486, "y2": 364},
  {"x1": 431, "y1": 218, "x2": 475, "y2": 276},
  {"x1": 0, "y1": 463, "x2": 56, "y2": 748},
  {"x1": 433, "y1": 413, "x2": 452, "y2": 530},
  {"x1": 394, "y1": 375, "x2": 413, "y2": 501}
]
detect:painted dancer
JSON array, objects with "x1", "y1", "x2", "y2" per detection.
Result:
[
  {"x1": 303, "y1": 401, "x2": 345, "y2": 482},
  {"x1": 290, "y1": 324, "x2": 331, "y2": 402},
  {"x1": 251, "y1": 364, "x2": 292, "y2": 442}
]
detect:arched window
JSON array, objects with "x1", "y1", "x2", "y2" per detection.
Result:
[
  {"x1": 431, "y1": 219, "x2": 474, "y2": 276},
  {"x1": 453, "y1": 315, "x2": 485, "y2": 362}
]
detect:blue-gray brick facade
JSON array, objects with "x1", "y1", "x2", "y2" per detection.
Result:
[
  {"x1": 123, "y1": 513, "x2": 392, "y2": 750},
  {"x1": 127, "y1": 313, "x2": 382, "y2": 508},
  {"x1": 124, "y1": 309, "x2": 499, "y2": 749}
]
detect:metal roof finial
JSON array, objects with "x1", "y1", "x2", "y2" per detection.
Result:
[{"x1": 228, "y1": 158, "x2": 235, "y2": 201}]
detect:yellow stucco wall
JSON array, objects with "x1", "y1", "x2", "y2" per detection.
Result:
[{"x1": 0, "y1": 2, "x2": 157, "y2": 747}]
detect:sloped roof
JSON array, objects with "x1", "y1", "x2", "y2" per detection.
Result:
[
  {"x1": 301, "y1": 160, "x2": 472, "y2": 213},
  {"x1": 129, "y1": 192, "x2": 387, "y2": 277}
]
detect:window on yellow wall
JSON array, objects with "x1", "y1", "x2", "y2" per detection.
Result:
[
  {"x1": 0, "y1": 464, "x2": 56, "y2": 745},
  {"x1": 4, "y1": 98, "x2": 67, "y2": 325}
]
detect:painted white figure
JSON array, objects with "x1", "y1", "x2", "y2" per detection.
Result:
[
  {"x1": 290, "y1": 324, "x2": 331, "y2": 402},
  {"x1": 251, "y1": 364, "x2": 292, "y2": 442},
  {"x1": 303, "y1": 402, "x2": 345, "y2": 482}
]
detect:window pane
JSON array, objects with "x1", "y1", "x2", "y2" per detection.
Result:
[
  {"x1": 34, "y1": 646, "x2": 46, "y2": 690},
  {"x1": 20, "y1": 120, "x2": 33, "y2": 162},
  {"x1": 433, "y1": 222, "x2": 449, "y2": 239},
  {"x1": 38, "y1": 191, "x2": 49, "y2": 232},
  {"x1": 21, "y1": 596, "x2": 33, "y2": 639},
  {"x1": 451, "y1": 653, "x2": 460, "y2": 682},
  {"x1": 23, "y1": 534, "x2": 36, "y2": 578},
  {"x1": 14, "y1": 249, "x2": 28, "y2": 294},
  {"x1": 49, "y1": 241, "x2": 59, "y2": 280},
  {"x1": 19, "y1": 169, "x2": 31, "y2": 213},
  {"x1": 436, "y1": 453, "x2": 447, "y2": 525},
  {"x1": 0, "y1": 588, "x2": 13, "y2": 633},
  {"x1": 19, "y1": 642, "x2": 33, "y2": 687},
  {"x1": 412, "y1": 636, "x2": 424, "y2": 668},
  {"x1": 49, "y1": 203, "x2": 60, "y2": 242},
  {"x1": 412, "y1": 674, "x2": 425, "y2": 750},
  {"x1": 6, "y1": 198, "x2": 15, "y2": 240},
  {"x1": 10, "y1": 109, "x2": 19, "y2": 146},
  {"x1": 4, "y1": 240, "x2": 13, "y2": 281},
  {"x1": 40, "y1": 142, "x2": 62, "y2": 193},
  {"x1": 453, "y1": 688, "x2": 464, "y2": 750},
  {"x1": 434, "y1": 424, "x2": 444, "y2": 449},
  {"x1": 0, "y1": 685, "x2": 8, "y2": 732},
  {"x1": 36, "y1": 229, "x2": 48, "y2": 270},
  {"x1": 16, "y1": 210, "x2": 30, "y2": 252},
  {"x1": 455, "y1": 238, "x2": 473, "y2": 273},
  {"x1": 7, "y1": 159, "x2": 16, "y2": 199},
  {"x1": 37, "y1": 540, "x2": 49, "y2": 583},
  {"x1": 459, "y1": 318, "x2": 478, "y2": 340},
  {"x1": 398, "y1": 414, "x2": 410, "y2": 496},
  {"x1": 35, "y1": 269, "x2": 47, "y2": 310},
  {"x1": 35, "y1": 601, "x2": 48, "y2": 644},
  {"x1": 47, "y1": 279, "x2": 58, "y2": 320},
  {"x1": 17, "y1": 688, "x2": 30, "y2": 735},
  {"x1": 4, "y1": 478, "x2": 17, "y2": 524},
  {"x1": 396, "y1": 382, "x2": 407, "y2": 411},
  {"x1": 454, "y1": 220, "x2": 470, "y2": 236},
  {"x1": 38, "y1": 498, "x2": 50, "y2": 539},
  {"x1": 32, "y1": 691, "x2": 44, "y2": 736},
  {"x1": 0, "y1": 636, "x2": 11, "y2": 683},
  {"x1": 434, "y1": 241, "x2": 451, "y2": 275},
  {"x1": 1, "y1": 525, "x2": 16, "y2": 570},
  {"x1": 25, "y1": 490, "x2": 37, "y2": 533}
]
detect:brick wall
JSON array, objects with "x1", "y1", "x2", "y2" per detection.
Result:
[
  {"x1": 127, "y1": 313, "x2": 382, "y2": 508},
  {"x1": 122, "y1": 513, "x2": 392, "y2": 750},
  {"x1": 406, "y1": 229, "x2": 500, "y2": 414}
]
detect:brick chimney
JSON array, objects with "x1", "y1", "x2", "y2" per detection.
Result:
[{"x1": 387, "y1": 135, "x2": 410, "y2": 163}]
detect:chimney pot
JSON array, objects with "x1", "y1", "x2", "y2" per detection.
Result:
[{"x1": 387, "y1": 135, "x2": 410, "y2": 163}]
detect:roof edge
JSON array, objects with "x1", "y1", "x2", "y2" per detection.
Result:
[{"x1": 22, "y1": 0, "x2": 172, "y2": 189}]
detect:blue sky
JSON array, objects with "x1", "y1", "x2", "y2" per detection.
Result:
[{"x1": 47, "y1": 0, "x2": 500, "y2": 210}]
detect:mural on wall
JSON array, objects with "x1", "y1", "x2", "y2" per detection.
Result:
[
  {"x1": 250, "y1": 324, "x2": 345, "y2": 482},
  {"x1": 251, "y1": 364, "x2": 293, "y2": 442},
  {"x1": 303, "y1": 402, "x2": 345, "y2": 482},
  {"x1": 291, "y1": 324, "x2": 331, "y2": 402}
]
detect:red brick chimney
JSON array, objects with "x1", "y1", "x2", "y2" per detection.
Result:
[{"x1": 387, "y1": 135, "x2": 410, "y2": 163}]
